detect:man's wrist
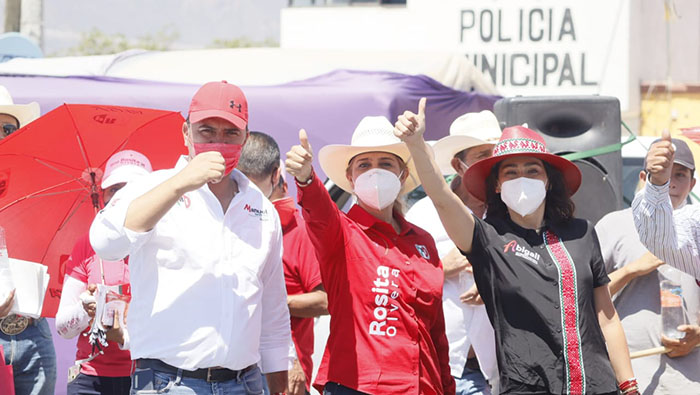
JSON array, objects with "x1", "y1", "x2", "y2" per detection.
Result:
[
  {"x1": 168, "y1": 174, "x2": 193, "y2": 197},
  {"x1": 647, "y1": 173, "x2": 669, "y2": 186}
]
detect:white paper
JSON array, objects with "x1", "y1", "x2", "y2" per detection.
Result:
[{"x1": 5, "y1": 258, "x2": 50, "y2": 318}]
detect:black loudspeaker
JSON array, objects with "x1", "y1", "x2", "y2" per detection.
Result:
[{"x1": 494, "y1": 96, "x2": 621, "y2": 225}]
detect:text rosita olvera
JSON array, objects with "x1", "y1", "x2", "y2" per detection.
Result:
[{"x1": 369, "y1": 265, "x2": 401, "y2": 337}]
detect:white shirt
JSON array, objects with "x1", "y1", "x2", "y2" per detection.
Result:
[
  {"x1": 406, "y1": 197, "x2": 497, "y2": 382},
  {"x1": 597, "y1": 208, "x2": 700, "y2": 393},
  {"x1": 89, "y1": 157, "x2": 292, "y2": 373},
  {"x1": 632, "y1": 181, "x2": 700, "y2": 279}
]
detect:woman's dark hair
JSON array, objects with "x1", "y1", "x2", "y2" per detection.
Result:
[{"x1": 485, "y1": 160, "x2": 575, "y2": 224}]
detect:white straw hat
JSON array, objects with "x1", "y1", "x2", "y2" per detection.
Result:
[
  {"x1": 432, "y1": 110, "x2": 502, "y2": 175},
  {"x1": 0, "y1": 86, "x2": 40, "y2": 129},
  {"x1": 318, "y1": 116, "x2": 425, "y2": 195}
]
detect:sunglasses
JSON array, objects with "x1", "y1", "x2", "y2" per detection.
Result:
[{"x1": 2, "y1": 123, "x2": 18, "y2": 136}]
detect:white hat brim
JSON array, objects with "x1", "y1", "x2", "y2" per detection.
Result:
[
  {"x1": 101, "y1": 166, "x2": 149, "y2": 188},
  {"x1": 0, "y1": 102, "x2": 40, "y2": 128},
  {"x1": 318, "y1": 142, "x2": 425, "y2": 195},
  {"x1": 432, "y1": 135, "x2": 495, "y2": 175}
]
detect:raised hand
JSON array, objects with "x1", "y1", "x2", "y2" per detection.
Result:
[
  {"x1": 175, "y1": 151, "x2": 226, "y2": 191},
  {"x1": 394, "y1": 97, "x2": 427, "y2": 145},
  {"x1": 286, "y1": 129, "x2": 314, "y2": 183},
  {"x1": 646, "y1": 129, "x2": 675, "y2": 186}
]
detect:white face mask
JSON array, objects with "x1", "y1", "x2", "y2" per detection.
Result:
[
  {"x1": 353, "y1": 168, "x2": 402, "y2": 210},
  {"x1": 500, "y1": 177, "x2": 546, "y2": 217}
]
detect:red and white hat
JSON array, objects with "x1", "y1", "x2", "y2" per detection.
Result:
[
  {"x1": 464, "y1": 126, "x2": 582, "y2": 201},
  {"x1": 188, "y1": 81, "x2": 248, "y2": 129},
  {"x1": 101, "y1": 150, "x2": 152, "y2": 188}
]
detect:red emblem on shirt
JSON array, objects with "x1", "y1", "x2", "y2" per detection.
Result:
[
  {"x1": 415, "y1": 244, "x2": 430, "y2": 260},
  {"x1": 504, "y1": 240, "x2": 517, "y2": 253},
  {"x1": 178, "y1": 195, "x2": 191, "y2": 208},
  {"x1": 503, "y1": 240, "x2": 541, "y2": 265}
]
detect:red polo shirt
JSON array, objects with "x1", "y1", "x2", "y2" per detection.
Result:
[
  {"x1": 273, "y1": 197, "x2": 322, "y2": 390},
  {"x1": 298, "y1": 174, "x2": 454, "y2": 395}
]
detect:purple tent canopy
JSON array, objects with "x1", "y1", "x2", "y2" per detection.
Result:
[
  {"x1": 0, "y1": 70, "x2": 499, "y2": 180},
  {"x1": 0, "y1": 70, "x2": 499, "y2": 395}
]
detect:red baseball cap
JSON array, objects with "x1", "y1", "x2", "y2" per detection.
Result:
[{"x1": 188, "y1": 81, "x2": 248, "y2": 129}]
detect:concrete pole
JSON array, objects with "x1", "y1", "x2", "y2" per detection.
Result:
[
  {"x1": 4, "y1": 0, "x2": 21, "y2": 33},
  {"x1": 20, "y1": 0, "x2": 43, "y2": 49}
]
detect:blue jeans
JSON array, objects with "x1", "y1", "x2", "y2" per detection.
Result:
[
  {"x1": 0, "y1": 317, "x2": 57, "y2": 395},
  {"x1": 455, "y1": 366, "x2": 491, "y2": 395},
  {"x1": 130, "y1": 364, "x2": 265, "y2": 395},
  {"x1": 68, "y1": 372, "x2": 131, "y2": 395}
]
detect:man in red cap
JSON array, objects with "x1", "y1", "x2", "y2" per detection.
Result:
[{"x1": 90, "y1": 81, "x2": 291, "y2": 394}]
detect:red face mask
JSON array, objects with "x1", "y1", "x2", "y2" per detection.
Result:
[{"x1": 193, "y1": 143, "x2": 243, "y2": 175}]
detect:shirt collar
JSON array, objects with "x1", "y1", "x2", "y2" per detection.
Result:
[
  {"x1": 487, "y1": 214, "x2": 547, "y2": 245},
  {"x1": 348, "y1": 204, "x2": 416, "y2": 236},
  {"x1": 497, "y1": 214, "x2": 576, "y2": 245}
]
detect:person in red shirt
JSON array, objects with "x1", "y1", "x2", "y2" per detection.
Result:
[
  {"x1": 238, "y1": 131, "x2": 328, "y2": 395},
  {"x1": 55, "y1": 150, "x2": 152, "y2": 395},
  {"x1": 285, "y1": 117, "x2": 455, "y2": 395}
]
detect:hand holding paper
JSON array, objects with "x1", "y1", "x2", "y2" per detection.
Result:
[{"x1": 0, "y1": 259, "x2": 50, "y2": 318}]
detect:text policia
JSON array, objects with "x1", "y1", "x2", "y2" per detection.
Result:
[{"x1": 460, "y1": 7, "x2": 597, "y2": 88}]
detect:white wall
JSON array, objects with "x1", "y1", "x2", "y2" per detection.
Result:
[{"x1": 282, "y1": 0, "x2": 639, "y2": 111}]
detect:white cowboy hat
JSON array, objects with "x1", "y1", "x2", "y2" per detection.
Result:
[
  {"x1": 0, "y1": 86, "x2": 40, "y2": 129},
  {"x1": 318, "y1": 116, "x2": 426, "y2": 195},
  {"x1": 432, "y1": 110, "x2": 502, "y2": 175}
]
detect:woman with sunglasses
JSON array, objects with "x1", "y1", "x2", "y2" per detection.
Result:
[{"x1": 393, "y1": 99, "x2": 638, "y2": 395}]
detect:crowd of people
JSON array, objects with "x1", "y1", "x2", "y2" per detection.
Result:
[{"x1": 0, "y1": 80, "x2": 698, "y2": 395}]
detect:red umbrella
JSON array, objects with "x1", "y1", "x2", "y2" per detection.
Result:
[{"x1": 0, "y1": 104, "x2": 187, "y2": 316}]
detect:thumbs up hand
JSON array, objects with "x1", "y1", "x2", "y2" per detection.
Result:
[
  {"x1": 286, "y1": 129, "x2": 314, "y2": 184},
  {"x1": 646, "y1": 129, "x2": 675, "y2": 186},
  {"x1": 394, "y1": 97, "x2": 427, "y2": 145}
]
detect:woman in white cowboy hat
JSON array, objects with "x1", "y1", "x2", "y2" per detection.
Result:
[
  {"x1": 286, "y1": 116, "x2": 455, "y2": 395},
  {"x1": 394, "y1": 99, "x2": 638, "y2": 395}
]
